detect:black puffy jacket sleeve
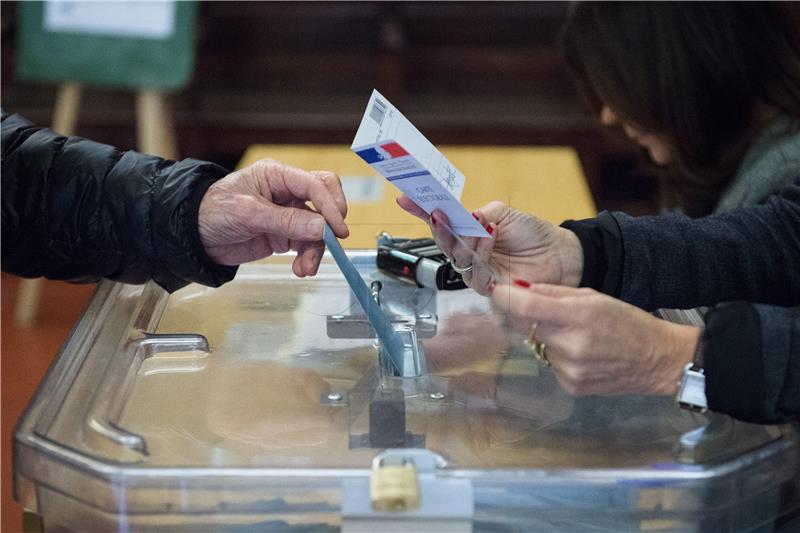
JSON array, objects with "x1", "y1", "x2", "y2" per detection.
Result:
[{"x1": 1, "y1": 111, "x2": 238, "y2": 292}]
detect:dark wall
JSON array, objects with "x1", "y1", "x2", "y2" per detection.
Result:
[{"x1": 0, "y1": 1, "x2": 653, "y2": 211}]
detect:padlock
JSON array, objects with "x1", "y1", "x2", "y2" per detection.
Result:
[{"x1": 370, "y1": 458, "x2": 421, "y2": 512}]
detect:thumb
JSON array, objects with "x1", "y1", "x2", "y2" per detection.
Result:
[
  {"x1": 396, "y1": 195, "x2": 430, "y2": 220},
  {"x1": 476, "y1": 201, "x2": 512, "y2": 224},
  {"x1": 254, "y1": 203, "x2": 325, "y2": 241}
]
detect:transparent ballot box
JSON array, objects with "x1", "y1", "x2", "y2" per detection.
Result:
[{"x1": 14, "y1": 253, "x2": 800, "y2": 532}]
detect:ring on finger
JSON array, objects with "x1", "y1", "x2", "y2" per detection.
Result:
[
  {"x1": 533, "y1": 341, "x2": 551, "y2": 367},
  {"x1": 523, "y1": 322, "x2": 539, "y2": 346},
  {"x1": 451, "y1": 261, "x2": 474, "y2": 275},
  {"x1": 523, "y1": 322, "x2": 551, "y2": 367}
]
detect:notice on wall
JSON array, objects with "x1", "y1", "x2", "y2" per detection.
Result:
[{"x1": 44, "y1": 1, "x2": 176, "y2": 40}]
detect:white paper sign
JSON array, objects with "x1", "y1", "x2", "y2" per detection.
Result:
[
  {"x1": 340, "y1": 176, "x2": 385, "y2": 203},
  {"x1": 351, "y1": 90, "x2": 489, "y2": 238},
  {"x1": 44, "y1": 1, "x2": 176, "y2": 40}
]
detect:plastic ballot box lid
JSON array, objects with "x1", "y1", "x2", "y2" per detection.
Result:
[{"x1": 14, "y1": 253, "x2": 800, "y2": 532}]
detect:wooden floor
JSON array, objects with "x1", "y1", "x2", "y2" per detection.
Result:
[{"x1": 1, "y1": 274, "x2": 95, "y2": 533}]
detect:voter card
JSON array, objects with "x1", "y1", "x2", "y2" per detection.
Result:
[{"x1": 351, "y1": 89, "x2": 490, "y2": 238}]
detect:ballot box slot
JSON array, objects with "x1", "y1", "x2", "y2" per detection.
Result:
[{"x1": 326, "y1": 276, "x2": 436, "y2": 379}]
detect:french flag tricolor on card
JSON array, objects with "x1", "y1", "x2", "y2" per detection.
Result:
[
  {"x1": 350, "y1": 90, "x2": 489, "y2": 238},
  {"x1": 380, "y1": 142, "x2": 409, "y2": 158},
  {"x1": 355, "y1": 142, "x2": 408, "y2": 164}
]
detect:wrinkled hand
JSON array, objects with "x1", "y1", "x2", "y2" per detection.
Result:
[
  {"x1": 397, "y1": 197, "x2": 583, "y2": 294},
  {"x1": 199, "y1": 159, "x2": 349, "y2": 277},
  {"x1": 491, "y1": 282, "x2": 701, "y2": 396}
]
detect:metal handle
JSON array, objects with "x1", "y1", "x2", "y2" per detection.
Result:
[{"x1": 85, "y1": 333, "x2": 209, "y2": 463}]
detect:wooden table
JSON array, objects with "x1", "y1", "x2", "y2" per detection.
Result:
[{"x1": 239, "y1": 145, "x2": 596, "y2": 248}]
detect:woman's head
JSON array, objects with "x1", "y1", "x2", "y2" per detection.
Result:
[
  {"x1": 598, "y1": 105, "x2": 672, "y2": 165},
  {"x1": 561, "y1": 2, "x2": 800, "y2": 215}
]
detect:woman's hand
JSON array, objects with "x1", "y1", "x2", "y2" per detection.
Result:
[
  {"x1": 199, "y1": 159, "x2": 349, "y2": 277},
  {"x1": 490, "y1": 282, "x2": 701, "y2": 396},
  {"x1": 397, "y1": 196, "x2": 584, "y2": 294}
]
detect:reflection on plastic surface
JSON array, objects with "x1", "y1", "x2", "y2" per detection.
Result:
[
  {"x1": 107, "y1": 257, "x2": 732, "y2": 469},
  {"x1": 14, "y1": 255, "x2": 800, "y2": 533}
]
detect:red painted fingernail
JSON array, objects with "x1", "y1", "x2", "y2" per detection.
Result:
[
  {"x1": 431, "y1": 215, "x2": 437, "y2": 226},
  {"x1": 486, "y1": 224, "x2": 494, "y2": 235},
  {"x1": 472, "y1": 212, "x2": 480, "y2": 221},
  {"x1": 513, "y1": 279, "x2": 531, "y2": 288}
]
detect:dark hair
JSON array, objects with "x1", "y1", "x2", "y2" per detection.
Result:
[{"x1": 560, "y1": 2, "x2": 800, "y2": 216}]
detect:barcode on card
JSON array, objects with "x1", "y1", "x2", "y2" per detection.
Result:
[{"x1": 370, "y1": 98, "x2": 387, "y2": 125}]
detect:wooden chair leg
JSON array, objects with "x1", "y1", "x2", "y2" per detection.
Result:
[
  {"x1": 14, "y1": 279, "x2": 45, "y2": 325},
  {"x1": 15, "y1": 82, "x2": 82, "y2": 325},
  {"x1": 52, "y1": 82, "x2": 82, "y2": 135},
  {"x1": 136, "y1": 89, "x2": 178, "y2": 160}
]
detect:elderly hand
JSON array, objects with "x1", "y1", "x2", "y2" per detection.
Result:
[
  {"x1": 491, "y1": 282, "x2": 701, "y2": 396},
  {"x1": 397, "y1": 197, "x2": 583, "y2": 294},
  {"x1": 199, "y1": 159, "x2": 349, "y2": 277}
]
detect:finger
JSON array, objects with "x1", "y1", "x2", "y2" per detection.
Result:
[
  {"x1": 438, "y1": 212, "x2": 487, "y2": 290},
  {"x1": 430, "y1": 209, "x2": 458, "y2": 258},
  {"x1": 471, "y1": 222, "x2": 498, "y2": 295},
  {"x1": 290, "y1": 170, "x2": 350, "y2": 239},
  {"x1": 294, "y1": 240, "x2": 325, "y2": 277},
  {"x1": 312, "y1": 171, "x2": 348, "y2": 218},
  {"x1": 396, "y1": 195, "x2": 430, "y2": 220},
  {"x1": 263, "y1": 161, "x2": 350, "y2": 239},
  {"x1": 449, "y1": 228, "x2": 481, "y2": 272},
  {"x1": 432, "y1": 209, "x2": 482, "y2": 269},
  {"x1": 267, "y1": 233, "x2": 291, "y2": 254},
  {"x1": 252, "y1": 201, "x2": 326, "y2": 241},
  {"x1": 290, "y1": 239, "x2": 323, "y2": 277},
  {"x1": 469, "y1": 201, "x2": 509, "y2": 229},
  {"x1": 291, "y1": 240, "x2": 308, "y2": 277},
  {"x1": 490, "y1": 283, "x2": 573, "y2": 328},
  {"x1": 285, "y1": 204, "x2": 324, "y2": 276},
  {"x1": 528, "y1": 283, "x2": 591, "y2": 298},
  {"x1": 205, "y1": 234, "x2": 275, "y2": 266}
]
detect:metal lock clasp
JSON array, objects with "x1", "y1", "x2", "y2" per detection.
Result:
[
  {"x1": 342, "y1": 449, "x2": 472, "y2": 532},
  {"x1": 370, "y1": 456, "x2": 421, "y2": 512}
]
